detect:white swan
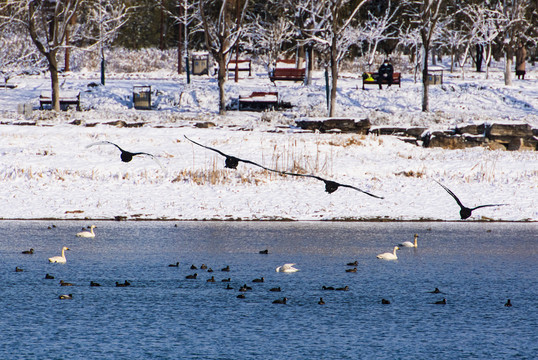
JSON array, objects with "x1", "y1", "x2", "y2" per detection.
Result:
[
  {"x1": 276, "y1": 263, "x2": 299, "y2": 273},
  {"x1": 399, "y1": 234, "x2": 418, "y2": 248},
  {"x1": 376, "y1": 246, "x2": 399, "y2": 260},
  {"x1": 48, "y1": 247, "x2": 69, "y2": 263},
  {"x1": 76, "y1": 225, "x2": 96, "y2": 238}
]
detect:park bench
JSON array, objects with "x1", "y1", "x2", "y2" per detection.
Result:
[
  {"x1": 228, "y1": 59, "x2": 252, "y2": 77},
  {"x1": 238, "y1": 91, "x2": 279, "y2": 111},
  {"x1": 269, "y1": 59, "x2": 305, "y2": 83},
  {"x1": 39, "y1": 90, "x2": 81, "y2": 110},
  {"x1": 362, "y1": 72, "x2": 401, "y2": 89}
]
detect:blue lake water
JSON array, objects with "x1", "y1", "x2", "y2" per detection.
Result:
[{"x1": 1, "y1": 221, "x2": 537, "y2": 359}]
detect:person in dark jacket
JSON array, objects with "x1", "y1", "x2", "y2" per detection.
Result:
[
  {"x1": 378, "y1": 59, "x2": 394, "y2": 89},
  {"x1": 515, "y1": 43, "x2": 526, "y2": 80}
]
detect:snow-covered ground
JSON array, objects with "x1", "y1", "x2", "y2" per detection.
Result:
[{"x1": 0, "y1": 60, "x2": 537, "y2": 221}]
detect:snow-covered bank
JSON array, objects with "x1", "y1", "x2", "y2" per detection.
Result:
[{"x1": 0, "y1": 64, "x2": 537, "y2": 221}]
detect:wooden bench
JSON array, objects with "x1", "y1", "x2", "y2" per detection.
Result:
[
  {"x1": 238, "y1": 91, "x2": 279, "y2": 111},
  {"x1": 362, "y1": 72, "x2": 401, "y2": 89},
  {"x1": 269, "y1": 59, "x2": 306, "y2": 83},
  {"x1": 39, "y1": 91, "x2": 81, "y2": 110},
  {"x1": 228, "y1": 59, "x2": 252, "y2": 77}
]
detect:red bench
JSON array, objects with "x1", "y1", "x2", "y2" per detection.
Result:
[
  {"x1": 362, "y1": 72, "x2": 401, "y2": 89},
  {"x1": 269, "y1": 59, "x2": 305, "y2": 83},
  {"x1": 238, "y1": 91, "x2": 279, "y2": 111}
]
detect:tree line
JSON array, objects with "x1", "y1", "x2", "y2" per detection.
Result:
[{"x1": 1, "y1": 0, "x2": 537, "y2": 114}]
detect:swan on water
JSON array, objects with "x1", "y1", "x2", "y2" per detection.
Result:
[
  {"x1": 48, "y1": 247, "x2": 69, "y2": 263},
  {"x1": 376, "y1": 246, "x2": 399, "y2": 260},
  {"x1": 76, "y1": 225, "x2": 96, "y2": 238},
  {"x1": 276, "y1": 263, "x2": 299, "y2": 273},
  {"x1": 399, "y1": 234, "x2": 418, "y2": 248}
]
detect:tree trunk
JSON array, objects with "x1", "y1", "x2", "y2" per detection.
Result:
[
  {"x1": 422, "y1": 45, "x2": 429, "y2": 112},
  {"x1": 504, "y1": 51, "x2": 512, "y2": 86},
  {"x1": 217, "y1": 56, "x2": 227, "y2": 115},
  {"x1": 48, "y1": 53, "x2": 60, "y2": 111},
  {"x1": 329, "y1": 38, "x2": 338, "y2": 117}
]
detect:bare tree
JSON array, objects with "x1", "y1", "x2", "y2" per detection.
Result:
[
  {"x1": 357, "y1": 0, "x2": 399, "y2": 71},
  {"x1": 167, "y1": 0, "x2": 199, "y2": 74},
  {"x1": 403, "y1": 0, "x2": 446, "y2": 112},
  {"x1": 298, "y1": 0, "x2": 368, "y2": 117},
  {"x1": 198, "y1": 0, "x2": 249, "y2": 115},
  {"x1": 1, "y1": 0, "x2": 129, "y2": 110}
]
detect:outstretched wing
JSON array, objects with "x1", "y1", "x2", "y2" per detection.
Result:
[
  {"x1": 184, "y1": 135, "x2": 231, "y2": 159},
  {"x1": 434, "y1": 180, "x2": 465, "y2": 209},
  {"x1": 335, "y1": 182, "x2": 384, "y2": 199},
  {"x1": 470, "y1": 204, "x2": 507, "y2": 211},
  {"x1": 86, "y1": 140, "x2": 124, "y2": 152},
  {"x1": 184, "y1": 135, "x2": 272, "y2": 171},
  {"x1": 280, "y1": 171, "x2": 383, "y2": 198}
]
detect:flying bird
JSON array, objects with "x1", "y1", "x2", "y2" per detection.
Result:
[
  {"x1": 184, "y1": 135, "x2": 273, "y2": 171},
  {"x1": 278, "y1": 170, "x2": 384, "y2": 198},
  {"x1": 434, "y1": 180, "x2": 506, "y2": 219},
  {"x1": 86, "y1": 140, "x2": 163, "y2": 169}
]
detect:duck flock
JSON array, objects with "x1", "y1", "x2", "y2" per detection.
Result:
[{"x1": 13, "y1": 228, "x2": 513, "y2": 308}]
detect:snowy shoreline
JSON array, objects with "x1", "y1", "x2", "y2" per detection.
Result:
[{"x1": 1, "y1": 66, "x2": 537, "y2": 222}]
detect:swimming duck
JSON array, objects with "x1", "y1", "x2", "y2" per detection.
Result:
[
  {"x1": 225, "y1": 284, "x2": 234, "y2": 290},
  {"x1": 59, "y1": 294, "x2": 73, "y2": 300},
  {"x1": 15, "y1": 267, "x2": 23, "y2": 272},
  {"x1": 237, "y1": 293, "x2": 246, "y2": 299},
  {"x1": 115, "y1": 280, "x2": 131, "y2": 287},
  {"x1": 259, "y1": 249, "x2": 269, "y2": 254},
  {"x1": 382, "y1": 298, "x2": 391, "y2": 304},
  {"x1": 21, "y1": 248, "x2": 34, "y2": 254},
  {"x1": 336, "y1": 286, "x2": 349, "y2": 291},
  {"x1": 168, "y1": 262, "x2": 179, "y2": 267},
  {"x1": 185, "y1": 273, "x2": 197, "y2": 280},
  {"x1": 272, "y1": 297, "x2": 287, "y2": 304},
  {"x1": 504, "y1": 299, "x2": 512, "y2": 307},
  {"x1": 48, "y1": 247, "x2": 69, "y2": 263},
  {"x1": 376, "y1": 246, "x2": 399, "y2": 260},
  {"x1": 276, "y1": 263, "x2": 299, "y2": 273},
  {"x1": 270, "y1": 287, "x2": 281, "y2": 292},
  {"x1": 252, "y1": 277, "x2": 264, "y2": 283},
  {"x1": 399, "y1": 234, "x2": 418, "y2": 248},
  {"x1": 221, "y1": 278, "x2": 231, "y2": 282},
  {"x1": 45, "y1": 273, "x2": 55, "y2": 279},
  {"x1": 345, "y1": 268, "x2": 357, "y2": 273},
  {"x1": 90, "y1": 281, "x2": 101, "y2": 287},
  {"x1": 346, "y1": 261, "x2": 358, "y2": 266},
  {"x1": 434, "y1": 298, "x2": 447, "y2": 305},
  {"x1": 190, "y1": 264, "x2": 198, "y2": 270},
  {"x1": 76, "y1": 225, "x2": 96, "y2": 238},
  {"x1": 318, "y1": 297, "x2": 325, "y2": 305},
  {"x1": 207, "y1": 276, "x2": 215, "y2": 283},
  {"x1": 221, "y1": 265, "x2": 230, "y2": 272},
  {"x1": 200, "y1": 264, "x2": 207, "y2": 270},
  {"x1": 60, "y1": 280, "x2": 74, "y2": 286},
  {"x1": 322, "y1": 286, "x2": 335, "y2": 291},
  {"x1": 428, "y1": 287, "x2": 443, "y2": 294}
]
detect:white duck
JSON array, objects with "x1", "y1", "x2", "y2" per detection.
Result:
[
  {"x1": 376, "y1": 246, "x2": 399, "y2": 260},
  {"x1": 276, "y1": 263, "x2": 299, "y2": 273},
  {"x1": 49, "y1": 247, "x2": 69, "y2": 263},
  {"x1": 399, "y1": 234, "x2": 418, "y2": 248},
  {"x1": 76, "y1": 225, "x2": 96, "y2": 238}
]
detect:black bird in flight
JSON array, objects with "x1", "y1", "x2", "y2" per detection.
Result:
[
  {"x1": 184, "y1": 135, "x2": 273, "y2": 171},
  {"x1": 434, "y1": 180, "x2": 506, "y2": 219},
  {"x1": 86, "y1": 141, "x2": 163, "y2": 169},
  {"x1": 278, "y1": 170, "x2": 384, "y2": 198}
]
